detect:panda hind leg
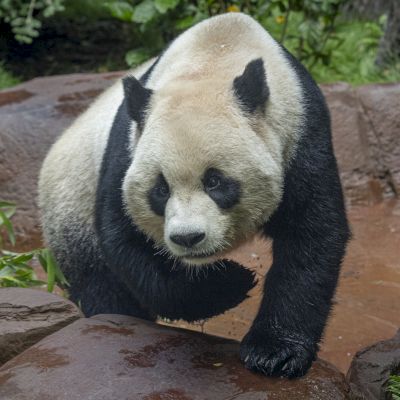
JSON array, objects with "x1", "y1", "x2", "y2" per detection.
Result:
[
  {"x1": 67, "y1": 266, "x2": 154, "y2": 320},
  {"x1": 49, "y1": 227, "x2": 154, "y2": 320}
]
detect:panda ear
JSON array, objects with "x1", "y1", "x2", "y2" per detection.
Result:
[
  {"x1": 122, "y1": 75, "x2": 153, "y2": 129},
  {"x1": 233, "y1": 58, "x2": 269, "y2": 114}
]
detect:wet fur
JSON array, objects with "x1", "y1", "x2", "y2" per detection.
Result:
[{"x1": 39, "y1": 14, "x2": 349, "y2": 378}]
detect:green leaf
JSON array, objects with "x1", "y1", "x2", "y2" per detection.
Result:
[
  {"x1": 39, "y1": 248, "x2": 68, "y2": 290},
  {"x1": 0, "y1": 275, "x2": 27, "y2": 287},
  {"x1": 38, "y1": 253, "x2": 48, "y2": 272},
  {"x1": 27, "y1": 279, "x2": 47, "y2": 287},
  {"x1": 154, "y1": 0, "x2": 180, "y2": 14},
  {"x1": 174, "y1": 15, "x2": 195, "y2": 30},
  {"x1": 104, "y1": 1, "x2": 134, "y2": 22},
  {"x1": 45, "y1": 249, "x2": 56, "y2": 292},
  {"x1": 51, "y1": 256, "x2": 69, "y2": 287},
  {"x1": 132, "y1": 0, "x2": 157, "y2": 24},
  {"x1": 125, "y1": 48, "x2": 150, "y2": 66},
  {"x1": 0, "y1": 201, "x2": 16, "y2": 208},
  {"x1": 0, "y1": 266, "x2": 15, "y2": 277},
  {"x1": 0, "y1": 201, "x2": 16, "y2": 218},
  {"x1": 14, "y1": 34, "x2": 33, "y2": 44},
  {"x1": 0, "y1": 210, "x2": 16, "y2": 246},
  {"x1": 10, "y1": 253, "x2": 34, "y2": 264}
]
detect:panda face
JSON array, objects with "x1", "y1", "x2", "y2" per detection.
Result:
[{"x1": 122, "y1": 80, "x2": 284, "y2": 266}]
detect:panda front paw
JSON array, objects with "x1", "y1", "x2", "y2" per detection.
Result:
[{"x1": 240, "y1": 328, "x2": 317, "y2": 378}]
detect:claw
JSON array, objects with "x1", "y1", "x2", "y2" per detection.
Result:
[{"x1": 240, "y1": 331, "x2": 316, "y2": 378}]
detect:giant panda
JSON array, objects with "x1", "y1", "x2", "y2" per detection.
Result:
[{"x1": 38, "y1": 13, "x2": 350, "y2": 378}]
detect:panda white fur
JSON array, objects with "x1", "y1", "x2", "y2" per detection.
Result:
[{"x1": 39, "y1": 13, "x2": 350, "y2": 378}]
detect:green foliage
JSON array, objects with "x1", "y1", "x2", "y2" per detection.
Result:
[
  {"x1": 0, "y1": 63, "x2": 20, "y2": 89},
  {"x1": 258, "y1": 0, "x2": 345, "y2": 70},
  {"x1": 61, "y1": 0, "x2": 113, "y2": 20},
  {"x1": 1, "y1": 0, "x2": 399, "y2": 86},
  {"x1": 0, "y1": 250, "x2": 45, "y2": 288},
  {"x1": 388, "y1": 375, "x2": 400, "y2": 400},
  {"x1": 102, "y1": 0, "x2": 346, "y2": 70},
  {"x1": 0, "y1": 0, "x2": 65, "y2": 43},
  {"x1": 309, "y1": 18, "x2": 400, "y2": 84},
  {"x1": 0, "y1": 200, "x2": 68, "y2": 292},
  {"x1": 101, "y1": 0, "x2": 399, "y2": 84}
]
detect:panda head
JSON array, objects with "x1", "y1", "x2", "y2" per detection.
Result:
[{"x1": 122, "y1": 59, "x2": 284, "y2": 266}]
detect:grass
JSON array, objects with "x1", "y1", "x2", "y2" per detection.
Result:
[{"x1": 0, "y1": 63, "x2": 20, "y2": 90}]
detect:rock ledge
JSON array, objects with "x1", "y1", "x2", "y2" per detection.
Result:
[
  {"x1": 0, "y1": 314, "x2": 350, "y2": 400},
  {"x1": 0, "y1": 288, "x2": 82, "y2": 365}
]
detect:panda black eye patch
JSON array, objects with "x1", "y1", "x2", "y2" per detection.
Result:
[
  {"x1": 203, "y1": 168, "x2": 241, "y2": 209},
  {"x1": 148, "y1": 174, "x2": 170, "y2": 216}
]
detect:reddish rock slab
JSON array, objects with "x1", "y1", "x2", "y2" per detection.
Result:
[
  {"x1": 0, "y1": 72, "x2": 123, "y2": 251},
  {"x1": 356, "y1": 83, "x2": 400, "y2": 197},
  {"x1": 346, "y1": 329, "x2": 400, "y2": 400},
  {"x1": 322, "y1": 83, "x2": 380, "y2": 205},
  {"x1": 0, "y1": 288, "x2": 82, "y2": 365},
  {"x1": 321, "y1": 83, "x2": 400, "y2": 205},
  {"x1": 0, "y1": 314, "x2": 350, "y2": 400}
]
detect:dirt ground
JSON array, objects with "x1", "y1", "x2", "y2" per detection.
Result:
[{"x1": 170, "y1": 200, "x2": 400, "y2": 373}]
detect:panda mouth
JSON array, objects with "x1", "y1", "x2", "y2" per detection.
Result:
[
  {"x1": 182, "y1": 249, "x2": 220, "y2": 259},
  {"x1": 182, "y1": 253, "x2": 217, "y2": 260},
  {"x1": 180, "y1": 248, "x2": 228, "y2": 266}
]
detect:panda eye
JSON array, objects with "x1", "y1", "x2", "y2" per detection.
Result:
[
  {"x1": 205, "y1": 175, "x2": 221, "y2": 191},
  {"x1": 148, "y1": 174, "x2": 170, "y2": 216},
  {"x1": 203, "y1": 168, "x2": 241, "y2": 209},
  {"x1": 155, "y1": 182, "x2": 169, "y2": 198}
]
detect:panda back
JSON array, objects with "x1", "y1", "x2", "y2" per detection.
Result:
[{"x1": 38, "y1": 59, "x2": 155, "y2": 235}]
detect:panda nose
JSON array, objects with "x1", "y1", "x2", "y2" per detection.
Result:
[{"x1": 170, "y1": 232, "x2": 205, "y2": 248}]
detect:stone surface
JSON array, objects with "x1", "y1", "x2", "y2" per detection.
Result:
[
  {"x1": 0, "y1": 72, "x2": 122, "y2": 251},
  {"x1": 321, "y1": 83, "x2": 381, "y2": 205},
  {"x1": 356, "y1": 84, "x2": 400, "y2": 197},
  {"x1": 0, "y1": 314, "x2": 350, "y2": 400},
  {"x1": 321, "y1": 83, "x2": 400, "y2": 205},
  {"x1": 347, "y1": 329, "x2": 400, "y2": 400},
  {"x1": 0, "y1": 288, "x2": 82, "y2": 365}
]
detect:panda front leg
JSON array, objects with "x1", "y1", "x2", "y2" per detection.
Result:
[{"x1": 240, "y1": 169, "x2": 350, "y2": 378}]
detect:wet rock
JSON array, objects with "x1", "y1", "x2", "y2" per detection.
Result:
[
  {"x1": 322, "y1": 84, "x2": 381, "y2": 205},
  {"x1": 0, "y1": 314, "x2": 350, "y2": 400},
  {"x1": 0, "y1": 288, "x2": 82, "y2": 365},
  {"x1": 356, "y1": 84, "x2": 400, "y2": 197},
  {"x1": 321, "y1": 83, "x2": 400, "y2": 205},
  {"x1": 347, "y1": 329, "x2": 400, "y2": 400},
  {"x1": 0, "y1": 72, "x2": 122, "y2": 251}
]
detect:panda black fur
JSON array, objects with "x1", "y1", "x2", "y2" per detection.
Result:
[{"x1": 39, "y1": 13, "x2": 350, "y2": 378}]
